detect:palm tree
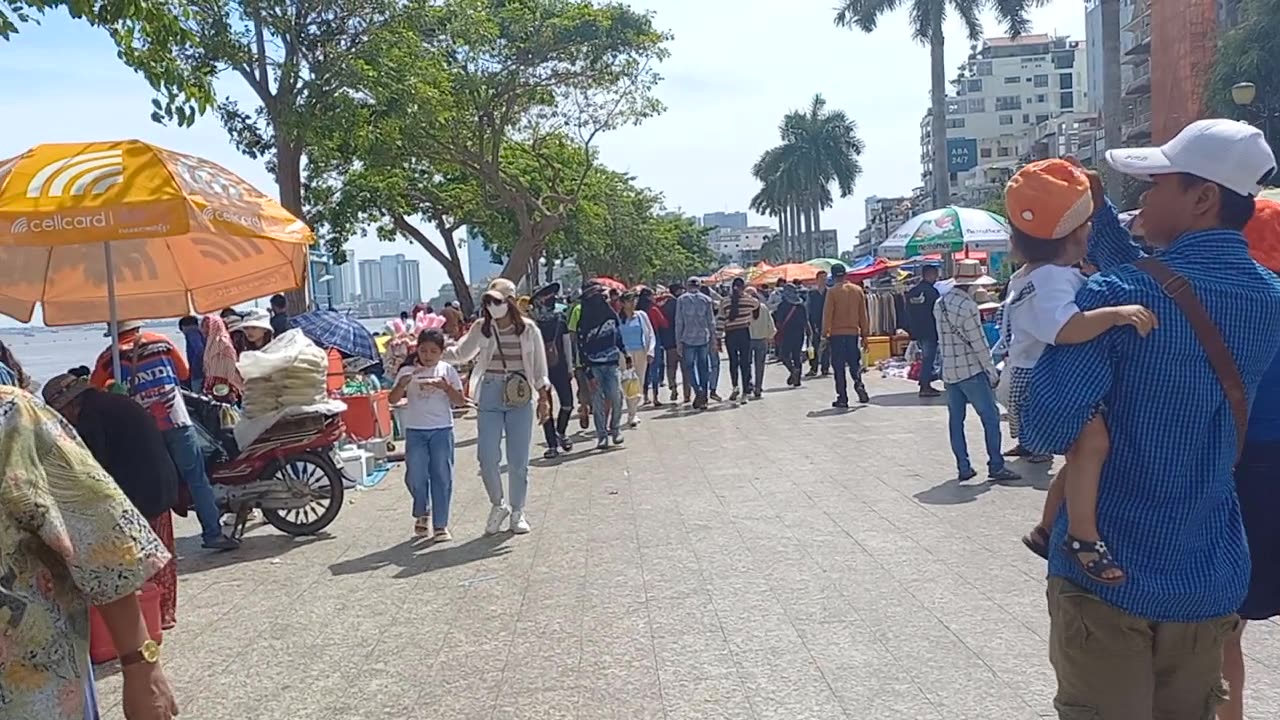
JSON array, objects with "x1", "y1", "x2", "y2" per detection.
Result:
[
  {"x1": 751, "y1": 94, "x2": 864, "y2": 260},
  {"x1": 834, "y1": 0, "x2": 1041, "y2": 210}
]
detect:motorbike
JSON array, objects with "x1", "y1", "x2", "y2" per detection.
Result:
[{"x1": 179, "y1": 391, "x2": 348, "y2": 539}]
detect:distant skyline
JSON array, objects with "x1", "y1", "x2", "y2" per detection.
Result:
[{"x1": 0, "y1": 2, "x2": 1085, "y2": 326}]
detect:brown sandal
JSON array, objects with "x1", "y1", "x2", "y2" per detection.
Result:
[{"x1": 1022, "y1": 526, "x2": 1050, "y2": 560}]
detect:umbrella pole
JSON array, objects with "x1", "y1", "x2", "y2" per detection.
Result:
[{"x1": 104, "y1": 242, "x2": 122, "y2": 383}]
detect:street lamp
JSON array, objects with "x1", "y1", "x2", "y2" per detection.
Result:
[
  {"x1": 1231, "y1": 81, "x2": 1278, "y2": 143},
  {"x1": 1232, "y1": 82, "x2": 1257, "y2": 107}
]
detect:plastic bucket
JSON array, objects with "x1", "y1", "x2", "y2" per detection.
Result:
[{"x1": 89, "y1": 582, "x2": 163, "y2": 664}]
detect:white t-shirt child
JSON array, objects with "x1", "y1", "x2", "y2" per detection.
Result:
[
  {"x1": 1005, "y1": 264, "x2": 1088, "y2": 369},
  {"x1": 395, "y1": 361, "x2": 463, "y2": 430}
]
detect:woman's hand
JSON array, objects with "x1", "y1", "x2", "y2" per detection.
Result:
[{"x1": 536, "y1": 395, "x2": 550, "y2": 424}]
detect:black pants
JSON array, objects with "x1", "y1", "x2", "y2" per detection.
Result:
[
  {"x1": 779, "y1": 334, "x2": 804, "y2": 377},
  {"x1": 808, "y1": 321, "x2": 830, "y2": 373},
  {"x1": 725, "y1": 327, "x2": 753, "y2": 393},
  {"x1": 542, "y1": 362, "x2": 574, "y2": 447},
  {"x1": 829, "y1": 335, "x2": 866, "y2": 402}
]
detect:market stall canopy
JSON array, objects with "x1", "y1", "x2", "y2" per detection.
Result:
[
  {"x1": 877, "y1": 206, "x2": 1010, "y2": 260},
  {"x1": 0, "y1": 140, "x2": 313, "y2": 325},
  {"x1": 591, "y1": 276, "x2": 627, "y2": 291},
  {"x1": 706, "y1": 264, "x2": 745, "y2": 283},
  {"x1": 803, "y1": 258, "x2": 843, "y2": 272},
  {"x1": 292, "y1": 309, "x2": 380, "y2": 363},
  {"x1": 746, "y1": 261, "x2": 774, "y2": 281},
  {"x1": 750, "y1": 262, "x2": 820, "y2": 286}
]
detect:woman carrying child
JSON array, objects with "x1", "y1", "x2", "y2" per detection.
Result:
[{"x1": 1001, "y1": 159, "x2": 1157, "y2": 585}]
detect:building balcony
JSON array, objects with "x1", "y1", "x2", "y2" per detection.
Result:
[
  {"x1": 1123, "y1": 25, "x2": 1151, "y2": 60},
  {"x1": 1124, "y1": 113, "x2": 1152, "y2": 142},
  {"x1": 1123, "y1": 0, "x2": 1151, "y2": 32},
  {"x1": 1124, "y1": 70, "x2": 1151, "y2": 98}
]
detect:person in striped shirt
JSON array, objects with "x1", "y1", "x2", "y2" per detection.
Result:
[{"x1": 719, "y1": 277, "x2": 761, "y2": 401}]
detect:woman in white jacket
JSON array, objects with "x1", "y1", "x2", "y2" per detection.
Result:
[
  {"x1": 445, "y1": 279, "x2": 550, "y2": 535},
  {"x1": 618, "y1": 290, "x2": 655, "y2": 427}
]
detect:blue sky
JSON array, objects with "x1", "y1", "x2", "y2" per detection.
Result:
[{"x1": 0, "y1": 1, "x2": 1083, "y2": 325}]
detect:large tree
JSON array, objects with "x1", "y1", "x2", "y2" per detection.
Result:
[
  {"x1": 1208, "y1": 0, "x2": 1280, "y2": 153},
  {"x1": 751, "y1": 94, "x2": 863, "y2": 261},
  {"x1": 340, "y1": 0, "x2": 670, "y2": 285},
  {"x1": 833, "y1": 0, "x2": 1042, "y2": 210},
  {"x1": 2, "y1": 1, "x2": 213, "y2": 122}
]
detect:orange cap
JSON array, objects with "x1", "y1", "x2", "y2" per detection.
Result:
[
  {"x1": 1245, "y1": 198, "x2": 1280, "y2": 272},
  {"x1": 1004, "y1": 159, "x2": 1094, "y2": 240}
]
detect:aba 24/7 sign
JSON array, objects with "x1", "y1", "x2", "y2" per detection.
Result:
[{"x1": 947, "y1": 138, "x2": 979, "y2": 174}]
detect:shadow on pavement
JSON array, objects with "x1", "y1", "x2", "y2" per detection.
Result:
[
  {"x1": 806, "y1": 406, "x2": 863, "y2": 418},
  {"x1": 327, "y1": 534, "x2": 512, "y2": 580},
  {"x1": 870, "y1": 391, "x2": 947, "y2": 407},
  {"x1": 176, "y1": 532, "x2": 334, "y2": 575},
  {"x1": 531, "y1": 446, "x2": 623, "y2": 466},
  {"x1": 914, "y1": 478, "x2": 993, "y2": 505},
  {"x1": 996, "y1": 460, "x2": 1056, "y2": 491}
]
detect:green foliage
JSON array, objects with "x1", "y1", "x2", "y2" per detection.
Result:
[
  {"x1": 336, "y1": 0, "x2": 671, "y2": 281},
  {"x1": 2, "y1": 0, "x2": 214, "y2": 124},
  {"x1": 1208, "y1": 0, "x2": 1280, "y2": 155},
  {"x1": 981, "y1": 194, "x2": 1007, "y2": 219},
  {"x1": 833, "y1": 0, "x2": 1039, "y2": 47}
]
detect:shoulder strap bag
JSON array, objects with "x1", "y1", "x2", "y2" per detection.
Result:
[
  {"x1": 496, "y1": 327, "x2": 533, "y2": 407},
  {"x1": 1134, "y1": 258, "x2": 1248, "y2": 462}
]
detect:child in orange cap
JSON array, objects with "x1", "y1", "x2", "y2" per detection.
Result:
[{"x1": 1002, "y1": 159, "x2": 1157, "y2": 585}]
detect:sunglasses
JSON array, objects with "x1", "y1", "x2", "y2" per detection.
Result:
[{"x1": 484, "y1": 296, "x2": 506, "y2": 306}]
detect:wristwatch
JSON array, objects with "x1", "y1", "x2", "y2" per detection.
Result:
[{"x1": 119, "y1": 639, "x2": 161, "y2": 667}]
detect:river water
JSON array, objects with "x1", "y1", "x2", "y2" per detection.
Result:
[{"x1": 0, "y1": 318, "x2": 395, "y2": 388}]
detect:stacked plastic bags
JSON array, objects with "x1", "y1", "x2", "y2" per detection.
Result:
[{"x1": 237, "y1": 329, "x2": 328, "y2": 419}]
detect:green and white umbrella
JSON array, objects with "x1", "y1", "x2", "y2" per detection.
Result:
[{"x1": 877, "y1": 206, "x2": 1010, "y2": 259}]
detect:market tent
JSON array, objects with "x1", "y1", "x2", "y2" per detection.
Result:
[{"x1": 750, "y1": 262, "x2": 820, "y2": 286}]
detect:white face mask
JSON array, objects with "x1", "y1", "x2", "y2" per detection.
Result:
[{"x1": 488, "y1": 302, "x2": 509, "y2": 319}]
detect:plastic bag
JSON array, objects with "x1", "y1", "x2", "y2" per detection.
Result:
[
  {"x1": 237, "y1": 329, "x2": 328, "y2": 418},
  {"x1": 905, "y1": 341, "x2": 920, "y2": 363},
  {"x1": 621, "y1": 368, "x2": 641, "y2": 399},
  {"x1": 237, "y1": 329, "x2": 325, "y2": 381}
]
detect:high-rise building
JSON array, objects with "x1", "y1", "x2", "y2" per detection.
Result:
[
  {"x1": 358, "y1": 259, "x2": 382, "y2": 302},
  {"x1": 400, "y1": 259, "x2": 422, "y2": 305},
  {"x1": 1120, "y1": 0, "x2": 1152, "y2": 144},
  {"x1": 920, "y1": 34, "x2": 1089, "y2": 205},
  {"x1": 334, "y1": 255, "x2": 358, "y2": 305},
  {"x1": 701, "y1": 212, "x2": 747, "y2": 230},
  {"x1": 1150, "y1": 0, "x2": 1217, "y2": 143},
  {"x1": 379, "y1": 254, "x2": 404, "y2": 303},
  {"x1": 308, "y1": 250, "x2": 334, "y2": 309}
]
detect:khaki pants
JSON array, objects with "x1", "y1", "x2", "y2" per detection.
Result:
[{"x1": 1047, "y1": 577, "x2": 1236, "y2": 719}]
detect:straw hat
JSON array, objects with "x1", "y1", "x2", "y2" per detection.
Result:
[
  {"x1": 102, "y1": 319, "x2": 145, "y2": 337},
  {"x1": 952, "y1": 259, "x2": 996, "y2": 286}
]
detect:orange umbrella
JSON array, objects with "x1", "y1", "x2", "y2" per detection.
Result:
[
  {"x1": 750, "y1": 262, "x2": 820, "y2": 286},
  {"x1": 0, "y1": 140, "x2": 313, "y2": 326}
]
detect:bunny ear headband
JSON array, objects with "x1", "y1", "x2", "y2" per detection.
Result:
[{"x1": 415, "y1": 312, "x2": 446, "y2": 331}]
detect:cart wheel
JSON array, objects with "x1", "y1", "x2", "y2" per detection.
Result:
[{"x1": 260, "y1": 453, "x2": 344, "y2": 536}]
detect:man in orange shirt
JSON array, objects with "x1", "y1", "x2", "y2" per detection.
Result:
[
  {"x1": 92, "y1": 320, "x2": 239, "y2": 550},
  {"x1": 821, "y1": 263, "x2": 871, "y2": 407}
]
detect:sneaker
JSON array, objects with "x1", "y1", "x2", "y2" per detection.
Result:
[
  {"x1": 831, "y1": 399, "x2": 849, "y2": 409},
  {"x1": 856, "y1": 388, "x2": 871, "y2": 404},
  {"x1": 559, "y1": 436, "x2": 574, "y2": 452},
  {"x1": 485, "y1": 505, "x2": 511, "y2": 536},
  {"x1": 918, "y1": 386, "x2": 941, "y2": 398},
  {"x1": 543, "y1": 447, "x2": 559, "y2": 460},
  {"x1": 957, "y1": 468, "x2": 979, "y2": 482},
  {"x1": 729, "y1": 388, "x2": 740, "y2": 401},
  {"x1": 710, "y1": 392, "x2": 723, "y2": 402},
  {"x1": 414, "y1": 515, "x2": 433, "y2": 538},
  {"x1": 1027, "y1": 454, "x2": 1053, "y2": 464},
  {"x1": 510, "y1": 511, "x2": 531, "y2": 534},
  {"x1": 653, "y1": 398, "x2": 665, "y2": 408},
  {"x1": 612, "y1": 432, "x2": 625, "y2": 446},
  {"x1": 804, "y1": 370, "x2": 819, "y2": 378},
  {"x1": 202, "y1": 535, "x2": 240, "y2": 551},
  {"x1": 433, "y1": 528, "x2": 452, "y2": 542},
  {"x1": 752, "y1": 391, "x2": 762, "y2": 401},
  {"x1": 989, "y1": 468, "x2": 1022, "y2": 483},
  {"x1": 596, "y1": 437, "x2": 610, "y2": 450}
]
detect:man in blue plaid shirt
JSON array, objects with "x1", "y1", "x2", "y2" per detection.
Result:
[{"x1": 1024, "y1": 120, "x2": 1280, "y2": 718}]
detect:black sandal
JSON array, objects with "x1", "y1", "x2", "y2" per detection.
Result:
[
  {"x1": 1022, "y1": 526, "x2": 1050, "y2": 560},
  {"x1": 1064, "y1": 535, "x2": 1127, "y2": 585}
]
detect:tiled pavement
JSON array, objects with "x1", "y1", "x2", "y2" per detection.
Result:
[{"x1": 96, "y1": 363, "x2": 1280, "y2": 719}]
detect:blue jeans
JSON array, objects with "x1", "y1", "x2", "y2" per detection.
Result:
[
  {"x1": 918, "y1": 339, "x2": 939, "y2": 387},
  {"x1": 708, "y1": 344, "x2": 721, "y2": 394},
  {"x1": 829, "y1": 335, "x2": 866, "y2": 403},
  {"x1": 588, "y1": 364, "x2": 624, "y2": 439},
  {"x1": 404, "y1": 428, "x2": 455, "y2": 525},
  {"x1": 681, "y1": 343, "x2": 710, "y2": 395},
  {"x1": 646, "y1": 344, "x2": 665, "y2": 393},
  {"x1": 945, "y1": 373, "x2": 1007, "y2": 476},
  {"x1": 475, "y1": 376, "x2": 534, "y2": 511},
  {"x1": 163, "y1": 425, "x2": 222, "y2": 543}
]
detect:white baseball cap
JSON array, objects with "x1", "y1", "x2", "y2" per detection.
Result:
[{"x1": 1105, "y1": 118, "x2": 1277, "y2": 197}]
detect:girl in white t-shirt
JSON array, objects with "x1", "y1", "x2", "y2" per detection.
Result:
[
  {"x1": 1004, "y1": 160, "x2": 1156, "y2": 586},
  {"x1": 389, "y1": 329, "x2": 467, "y2": 540}
]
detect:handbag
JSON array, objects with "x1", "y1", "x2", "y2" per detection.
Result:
[
  {"x1": 495, "y1": 333, "x2": 533, "y2": 407},
  {"x1": 1134, "y1": 258, "x2": 1248, "y2": 461}
]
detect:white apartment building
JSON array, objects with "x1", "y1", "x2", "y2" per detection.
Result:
[
  {"x1": 856, "y1": 195, "x2": 917, "y2": 256},
  {"x1": 710, "y1": 226, "x2": 775, "y2": 266},
  {"x1": 921, "y1": 34, "x2": 1090, "y2": 206}
]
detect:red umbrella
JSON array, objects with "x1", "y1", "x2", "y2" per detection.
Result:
[{"x1": 592, "y1": 277, "x2": 627, "y2": 291}]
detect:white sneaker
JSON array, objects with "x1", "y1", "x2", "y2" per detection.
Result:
[
  {"x1": 510, "y1": 510, "x2": 531, "y2": 534},
  {"x1": 485, "y1": 505, "x2": 511, "y2": 536}
]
